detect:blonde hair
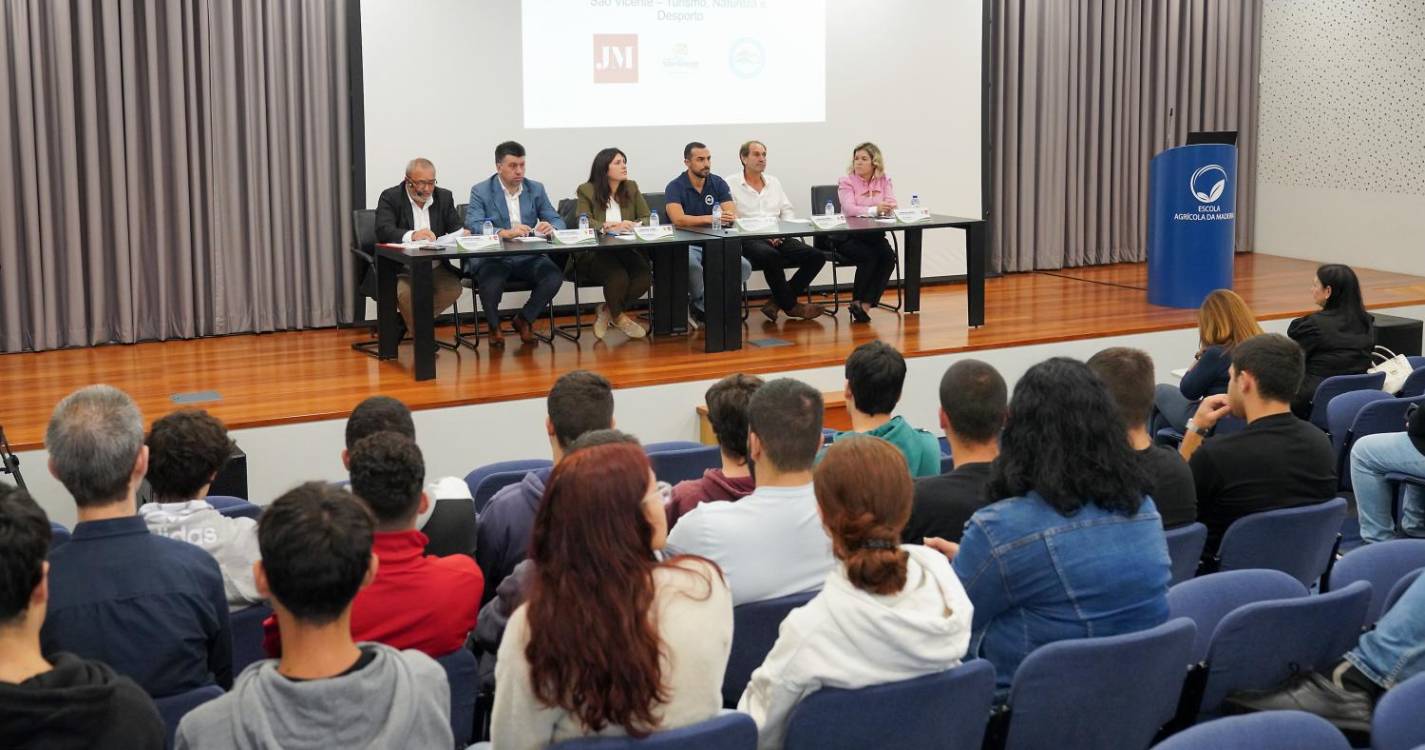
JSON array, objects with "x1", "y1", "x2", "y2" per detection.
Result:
[
  {"x1": 1198, "y1": 289, "x2": 1263, "y2": 350},
  {"x1": 847, "y1": 142, "x2": 885, "y2": 178}
]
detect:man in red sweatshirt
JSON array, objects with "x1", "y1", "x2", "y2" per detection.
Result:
[{"x1": 666, "y1": 374, "x2": 763, "y2": 529}]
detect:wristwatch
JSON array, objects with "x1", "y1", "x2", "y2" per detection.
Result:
[{"x1": 1185, "y1": 419, "x2": 1211, "y2": 437}]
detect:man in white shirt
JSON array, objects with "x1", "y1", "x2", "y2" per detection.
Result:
[
  {"x1": 665, "y1": 378, "x2": 834, "y2": 605},
  {"x1": 729, "y1": 141, "x2": 826, "y2": 322}
]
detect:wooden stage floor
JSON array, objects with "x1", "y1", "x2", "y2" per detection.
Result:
[{"x1": 3, "y1": 253, "x2": 1424, "y2": 452}]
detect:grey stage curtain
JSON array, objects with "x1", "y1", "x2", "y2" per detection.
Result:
[
  {"x1": 990, "y1": 0, "x2": 1262, "y2": 272},
  {"x1": 0, "y1": 0, "x2": 355, "y2": 353}
]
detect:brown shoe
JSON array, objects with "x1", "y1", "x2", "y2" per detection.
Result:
[
  {"x1": 761, "y1": 301, "x2": 780, "y2": 322},
  {"x1": 787, "y1": 302, "x2": 826, "y2": 320},
  {"x1": 487, "y1": 327, "x2": 505, "y2": 348},
  {"x1": 511, "y1": 315, "x2": 538, "y2": 344}
]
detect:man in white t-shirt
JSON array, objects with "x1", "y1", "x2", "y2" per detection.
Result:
[
  {"x1": 728, "y1": 140, "x2": 826, "y2": 322},
  {"x1": 666, "y1": 378, "x2": 834, "y2": 605}
]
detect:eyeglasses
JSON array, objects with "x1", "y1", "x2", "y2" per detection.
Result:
[{"x1": 408, "y1": 179, "x2": 437, "y2": 188}]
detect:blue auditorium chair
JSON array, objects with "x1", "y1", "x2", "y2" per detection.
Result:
[
  {"x1": 1326, "y1": 539, "x2": 1425, "y2": 622},
  {"x1": 155, "y1": 684, "x2": 224, "y2": 748},
  {"x1": 783, "y1": 660, "x2": 995, "y2": 750},
  {"x1": 1309, "y1": 372, "x2": 1387, "y2": 431},
  {"x1": 206, "y1": 495, "x2": 262, "y2": 521},
  {"x1": 648, "y1": 444, "x2": 721, "y2": 485},
  {"x1": 1336, "y1": 395, "x2": 1425, "y2": 490},
  {"x1": 1153, "y1": 711, "x2": 1349, "y2": 750},
  {"x1": 549, "y1": 711, "x2": 757, "y2": 749},
  {"x1": 49, "y1": 521, "x2": 71, "y2": 551},
  {"x1": 436, "y1": 647, "x2": 478, "y2": 748},
  {"x1": 1214, "y1": 497, "x2": 1347, "y2": 587},
  {"x1": 1164, "y1": 522, "x2": 1207, "y2": 585},
  {"x1": 1383, "y1": 568, "x2": 1422, "y2": 617},
  {"x1": 1167, "y1": 569, "x2": 1308, "y2": 666},
  {"x1": 229, "y1": 603, "x2": 272, "y2": 677},
  {"x1": 464, "y1": 459, "x2": 552, "y2": 513},
  {"x1": 1371, "y1": 671, "x2": 1425, "y2": 750},
  {"x1": 721, "y1": 590, "x2": 817, "y2": 708}
]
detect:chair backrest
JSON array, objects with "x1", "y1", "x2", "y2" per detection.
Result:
[
  {"x1": 1328, "y1": 389, "x2": 1394, "y2": 454},
  {"x1": 557, "y1": 197, "x2": 579, "y2": 228},
  {"x1": 642, "y1": 192, "x2": 667, "y2": 217},
  {"x1": 229, "y1": 603, "x2": 273, "y2": 677},
  {"x1": 1340, "y1": 396, "x2": 1425, "y2": 489},
  {"x1": 455, "y1": 202, "x2": 467, "y2": 225},
  {"x1": 721, "y1": 590, "x2": 817, "y2": 707},
  {"x1": 1399, "y1": 365, "x2": 1425, "y2": 398},
  {"x1": 1383, "y1": 567, "x2": 1422, "y2": 617},
  {"x1": 1165, "y1": 522, "x2": 1208, "y2": 585},
  {"x1": 353, "y1": 208, "x2": 377, "y2": 257},
  {"x1": 1003, "y1": 618, "x2": 1197, "y2": 750},
  {"x1": 648, "y1": 445, "x2": 722, "y2": 486},
  {"x1": 1196, "y1": 580, "x2": 1371, "y2": 716},
  {"x1": 1372, "y1": 672, "x2": 1425, "y2": 750},
  {"x1": 464, "y1": 459, "x2": 553, "y2": 514},
  {"x1": 49, "y1": 521, "x2": 71, "y2": 551},
  {"x1": 206, "y1": 495, "x2": 262, "y2": 521},
  {"x1": 155, "y1": 684, "x2": 225, "y2": 748},
  {"x1": 1216, "y1": 497, "x2": 1347, "y2": 587},
  {"x1": 644, "y1": 440, "x2": 704, "y2": 453},
  {"x1": 436, "y1": 647, "x2": 478, "y2": 747},
  {"x1": 550, "y1": 711, "x2": 758, "y2": 749},
  {"x1": 1326, "y1": 539, "x2": 1425, "y2": 622},
  {"x1": 783, "y1": 660, "x2": 995, "y2": 750},
  {"x1": 1167, "y1": 569, "x2": 1307, "y2": 663},
  {"x1": 1310, "y1": 372, "x2": 1388, "y2": 430},
  {"x1": 810, "y1": 185, "x2": 840, "y2": 213},
  {"x1": 940, "y1": 454, "x2": 954, "y2": 474},
  {"x1": 1153, "y1": 711, "x2": 1350, "y2": 750}
]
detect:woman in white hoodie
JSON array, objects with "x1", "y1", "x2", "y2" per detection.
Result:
[{"x1": 739, "y1": 435, "x2": 974, "y2": 749}]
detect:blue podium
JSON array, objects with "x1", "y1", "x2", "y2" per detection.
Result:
[{"x1": 1147, "y1": 144, "x2": 1237, "y2": 308}]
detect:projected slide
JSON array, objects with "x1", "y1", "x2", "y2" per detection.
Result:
[{"x1": 522, "y1": 0, "x2": 825, "y2": 129}]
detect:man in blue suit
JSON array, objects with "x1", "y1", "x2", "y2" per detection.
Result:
[{"x1": 464, "y1": 141, "x2": 566, "y2": 346}]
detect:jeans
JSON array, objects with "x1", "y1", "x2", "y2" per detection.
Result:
[
  {"x1": 688, "y1": 245, "x2": 752, "y2": 314},
  {"x1": 1347, "y1": 570, "x2": 1425, "y2": 688},
  {"x1": 1152, "y1": 384, "x2": 1198, "y2": 434},
  {"x1": 464, "y1": 254, "x2": 564, "y2": 330},
  {"x1": 1351, "y1": 432, "x2": 1425, "y2": 543}
]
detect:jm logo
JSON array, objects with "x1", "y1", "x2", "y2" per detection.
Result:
[
  {"x1": 1189, "y1": 164, "x2": 1228, "y2": 204},
  {"x1": 594, "y1": 34, "x2": 638, "y2": 84}
]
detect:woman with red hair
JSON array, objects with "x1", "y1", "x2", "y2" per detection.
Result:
[{"x1": 491, "y1": 442, "x2": 733, "y2": 748}]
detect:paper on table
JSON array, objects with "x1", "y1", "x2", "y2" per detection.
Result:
[
  {"x1": 512, "y1": 236, "x2": 548, "y2": 243},
  {"x1": 399, "y1": 229, "x2": 467, "y2": 250},
  {"x1": 782, "y1": 218, "x2": 811, "y2": 224},
  {"x1": 610, "y1": 234, "x2": 637, "y2": 240}
]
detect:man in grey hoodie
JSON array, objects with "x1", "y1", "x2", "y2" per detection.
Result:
[{"x1": 176, "y1": 482, "x2": 451, "y2": 750}]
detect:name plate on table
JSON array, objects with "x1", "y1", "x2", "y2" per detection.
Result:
[
  {"x1": 550, "y1": 229, "x2": 598, "y2": 245},
  {"x1": 734, "y1": 216, "x2": 778, "y2": 232},
  {"x1": 893, "y1": 207, "x2": 931, "y2": 223},
  {"x1": 809, "y1": 214, "x2": 846, "y2": 230},
  {"x1": 456, "y1": 234, "x2": 502, "y2": 251},
  {"x1": 633, "y1": 225, "x2": 675, "y2": 241}
]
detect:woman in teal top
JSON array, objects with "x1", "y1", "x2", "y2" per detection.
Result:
[{"x1": 573, "y1": 148, "x2": 653, "y2": 340}]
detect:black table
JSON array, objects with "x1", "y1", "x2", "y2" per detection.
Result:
[{"x1": 374, "y1": 229, "x2": 708, "y2": 381}]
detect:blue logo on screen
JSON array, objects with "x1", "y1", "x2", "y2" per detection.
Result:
[
  {"x1": 1189, "y1": 165, "x2": 1228, "y2": 204},
  {"x1": 729, "y1": 38, "x2": 765, "y2": 79}
]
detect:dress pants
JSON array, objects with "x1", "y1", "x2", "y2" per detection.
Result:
[
  {"x1": 464, "y1": 255, "x2": 564, "y2": 331},
  {"x1": 837, "y1": 232, "x2": 896, "y2": 305},
  {"x1": 396, "y1": 262, "x2": 463, "y2": 333},
  {"x1": 741, "y1": 237, "x2": 826, "y2": 311},
  {"x1": 573, "y1": 247, "x2": 652, "y2": 318}
]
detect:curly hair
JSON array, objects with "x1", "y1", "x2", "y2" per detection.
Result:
[
  {"x1": 987, "y1": 357, "x2": 1151, "y2": 516},
  {"x1": 146, "y1": 409, "x2": 236, "y2": 501}
]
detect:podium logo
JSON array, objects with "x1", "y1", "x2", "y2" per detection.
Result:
[
  {"x1": 594, "y1": 35, "x2": 638, "y2": 84},
  {"x1": 1189, "y1": 165, "x2": 1228, "y2": 204}
]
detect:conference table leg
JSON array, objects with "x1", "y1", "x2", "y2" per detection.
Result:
[
  {"x1": 376, "y1": 253, "x2": 402, "y2": 360},
  {"x1": 703, "y1": 237, "x2": 742, "y2": 353},
  {"x1": 967, "y1": 221, "x2": 986, "y2": 327},
  {"x1": 652, "y1": 243, "x2": 690, "y2": 337},
  {"x1": 903, "y1": 228, "x2": 923, "y2": 313},
  {"x1": 410, "y1": 262, "x2": 436, "y2": 381}
]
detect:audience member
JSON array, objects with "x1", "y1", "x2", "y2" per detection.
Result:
[
  {"x1": 834, "y1": 142, "x2": 899, "y2": 322},
  {"x1": 1229, "y1": 570, "x2": 1425, "y2": 732},
  {"x1": 1178, "y1": 334, "x2": 1337, "y2": 555},
  {"x1": 138, "y1": 409, "x2": 263, "y2": 609},
  {"x1": 491, "y1": 443, "x2": 732, "y2": 746},
  {"x1": 740, "y1": 437, "x2": 972, "y2": 749},
  {"x1": 666, "y1": 374, "x2": 763, "y2": 528},
  {"x1": 573, "y1": 147, "x2": 652, "y2": 340},
  {"x1": 1350, "y1": 402, "x2": 1425, "y2": 543},
  {"x1": 0, "y1": 483, "x2": 165, "y2": 750},
  {"x1": 264, "y1": 431, "x2": 483, "y2": 658},
  {"x1": 176, "y1": 483, "x2": 452, "y2": 749},
  {"x1": 41, "y1": 385, "x2": 233, "y2": 696},
  {"x1": 1088, "y1": 347, "x2": 1197, "y2": 528},
  {"x1": 372, "y1": 157, "x2": 465, "y2": 334},
  {"x1": 664, "y1": 141, "x2": 752, "y2": 329},
  {"x1": 477, "y1": 370, "x2": 615, "y2": 604},
  {"x1": 666, "y1": 378, "x2": 835, "y2": 605},
  {"x1": 728, "y1": 140, "x2": 826, "y2": 322},
  {"x1": 825, "y1": 340, "x2": 941, "y2": 478},
  {"x1": 939, "y1": 358, "x2": 1170, "y2": 692},
  {"x1": 1152, "y1": 289, "x2": 1263, "y2": 433},
  {"x1": 344, "y1": 395, "x2": 476, "y2": 559},
  {"x1": 903, "y1": 360, "x2": 1006, "y2": 543},
  {"x1": 1287, "y1": 263, "x2": 1375, "y2": 418}
]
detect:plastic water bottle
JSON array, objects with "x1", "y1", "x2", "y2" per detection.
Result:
[
  {"x1": 649, "y1": 210, "x2": 659, "y2": 227},
  {"x1": 911, "y1": 194, "x2": 921, "y2": 209},
  {"x1": 579, "y1": 213, "x2": 589, "y2": 233},
  {"x1": 481, "y1": 220, "x2": 494, "y2": 237},
  {"x1": 712, "y1": 204, "x2": 723, "y2": 231},
  {"x1": 824, "y1": 200, "x2": 835, "y2": 216}
]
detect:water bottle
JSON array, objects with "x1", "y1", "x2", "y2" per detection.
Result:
[
  {"x1": 579, "y1": 213, "x2": 589, "y2": 233},
  {"x1": 649, "y1": 210, "x2": 659, "y2": 227},
  {"x1": 712, "y1": 204, "x2": 723, "y2": 231},
  {"x1": 824, "y1": 200, "x2": 835, "y2": 217},
  {"x1": 911, "y1": 194, "x2": 920, "y2": 209},
  {"x1": 481, "y1": 220, "x2": 494, "y2": 237}
]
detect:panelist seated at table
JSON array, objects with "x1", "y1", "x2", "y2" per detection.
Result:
[
  {"x1": 835, "y1": 142, "x2": 900, "y2": 324},
  {"x1": 464, "y1": 140, "x2": 566, "y2": 347},
  {"x1": 374, "y1": 157, "x2": 466, "y2": 335},
  {"x1": 573, "y1": 147, "x2": 652, "y2": 340},
  {"x1": 664, "y1": 141, "x2": 752, "y2": 331},
  {"x1": 729, "y1": 140, "x2": 826, "y2": 322}
]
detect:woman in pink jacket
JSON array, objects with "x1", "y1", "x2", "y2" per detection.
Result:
[{"x1": 835, "y1": 142, "x2": 900, "y2": 323}]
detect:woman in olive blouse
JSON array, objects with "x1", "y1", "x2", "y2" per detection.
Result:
[{"x1": 574, "y1": 148, "x2": 654, "y2": 339}]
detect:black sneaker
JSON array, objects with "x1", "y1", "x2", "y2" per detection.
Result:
[
  {"x1": 1225, "y1": 672, "x2": 1374, "y2": 734},
  {"x1": 688, "y1": 306, "x2": 705, "y2": 330}
]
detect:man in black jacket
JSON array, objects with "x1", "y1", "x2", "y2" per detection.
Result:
[
  {"x1": 0, "y1": 483, "x2": 165, "y2": 750},
  {"x1": 374, "y1": 158, "x2": 465, "y2": 333}
]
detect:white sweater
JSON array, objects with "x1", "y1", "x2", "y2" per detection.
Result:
[
  {"x1": 140, "y1": 500, "x2": 262, "y2": 610},
  {"x1": 737, "y1": 545, "x2": 974, "y2": 750}
]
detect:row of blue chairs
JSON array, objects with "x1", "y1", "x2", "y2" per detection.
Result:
[
  {"x1": 464, "y1": 441, "x2": 722, "y2": 513},
  {"x1": 1161, "y1": 497, "x2": 1347, "y2": 587}
]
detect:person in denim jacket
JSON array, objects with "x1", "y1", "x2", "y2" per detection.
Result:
[{"x1": 937, "y1": 357, "x2": 1172, "y2": 692}]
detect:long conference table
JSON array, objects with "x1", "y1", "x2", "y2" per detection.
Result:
[{"x1": 375, "y1": 214, "x2": 985, "y2": 381}]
